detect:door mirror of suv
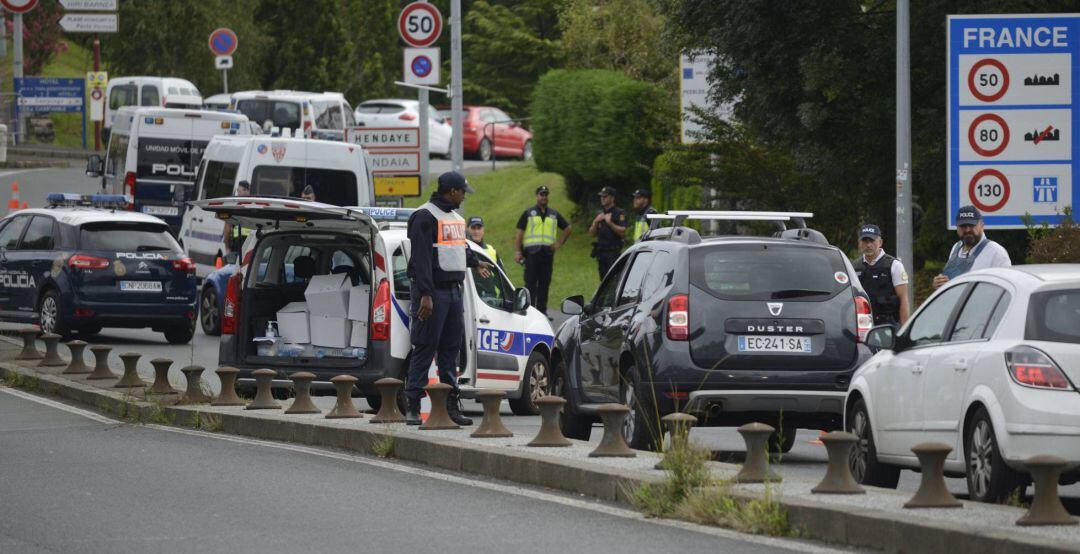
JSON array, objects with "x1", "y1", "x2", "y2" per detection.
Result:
[
  {"x1": 866, "y1": 324, "x2": 897, "y2": 351},
  {"x1": 85, "y1": 154, "x2": 103, "y2": 178},
  {"x1": 561, "y1": 295, "x2": 584, "y2": 316},
  {"x1": 514, "y1": 287, "x2": 531, "y2": 313}
]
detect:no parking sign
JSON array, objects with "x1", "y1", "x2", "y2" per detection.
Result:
[{"x1": 404, "y1": 47, "x2": 440, "y2": 85}]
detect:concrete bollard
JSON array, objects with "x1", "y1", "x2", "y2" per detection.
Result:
[
  {"x1": 470, "y1": 389, "x2": 512, "y2": 438},
  {"x1": 86, "y1": 345, "x2": 117, "y2": 380},
  {"x1": 656, "y1": 412, "x2": 699, "y2": 469},
  {"x1": 114, "y1": 352, "x2": 148, "y2": 388},
  {"x1": 1017, "y1": 455, "x2": 1079, "y2": 526},
  {"x1": 527, "y1": 395, "x2": 571, "y2": 447},
  {"x1": 147, "y1": 358, "x2": 178, "y2": 395},
  {"x1": 246, "y1": 368, "x2": 281, "y2": 410},
  {"x1": 590, "y1": 403, "x2": 635, "y2": 457},
  {"x1": 16, "y1": 328, "x2": 42, "y2": 360},
  {"x1": 370, "y1": 377, "x2": 405, "y2": 424},
  {"x1": 61, "y1": 340, "x2": 90, "y2": 374},
  {"x1": 904, "y1": 442, "x2": 962, "y2": 508},
  {"x1": 736, "y1": 422, "x2": 781, "y2": 483},
  {"x1": 212, "y1": 366, "x2": 246, "y2": 406},
  {"x1": 176, "y1": 365, "x2": 212, "y2": 405},
  {"x1": 285, "y1": 372, "x2": 320, "y2": 414},
  {"x1": 325, "y1": 375, "x2": 361, "y2": 418},
  {"x1": 37, "y1": 333, "x2": 65, "y2": 367},
  {"x1": 419, "y1": 382, "x2": 457, "y2": 429},
  {"x1": 812, "y1": 431, "x2": 865, "y2": 494}
]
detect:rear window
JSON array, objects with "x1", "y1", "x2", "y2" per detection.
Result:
[
  {"x1": 79, "y1": 222, "x2": 180, "y2": 253},
  {"x1": 689, "y1": 243, "x2": 849, "y2": 301},
  {"x1": 1026, "y1": 289, "x2": 1080, "y2": 344},
  {"x1": 109, "y1": 84, "x2": 137, "y2": 110},
  {"x1": 236, "y1": 100, "x2": 302, "y2": 131},
  {"x1": 249, "y1": 165, "x2": 358, "y2": 206},
  {"x1": 312, "y1": 100, "x2": 344, "y2": 130},
  {"x1": 357, "y1": 102, "x2": 405, "y2": 114}
]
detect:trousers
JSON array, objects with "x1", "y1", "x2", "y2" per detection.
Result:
[
  {"x1": 406, "y1": 283, "x2": 463, "y2": 401},
  {"x1": 597, "y1": 250, "x2": 620, "y2": 279},
  {"x1": 524, "y1": 248, "x2": 554, "y2": 314}
]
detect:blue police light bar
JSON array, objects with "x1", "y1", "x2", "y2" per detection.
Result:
[
  {"x1": 349, "y1": 207, "x2": 415, "y2": 222},
  {"x1": 46, "y1": 192, "x2": 129, "y2": 209}
]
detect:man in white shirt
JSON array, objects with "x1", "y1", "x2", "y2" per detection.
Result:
[
  {"x1": 933, "y1": 205, "x2": 1012, "y2": 289},
  {"x1": 853, "y1": 224, "x2": 911, "y2": 325}
]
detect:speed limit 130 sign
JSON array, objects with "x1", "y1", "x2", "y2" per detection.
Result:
[{"x1": 399, "y1": 1, "x2": 442, "y2": 48}]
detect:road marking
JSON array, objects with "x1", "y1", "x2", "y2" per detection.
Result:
[{"x1": 0, "y1": 386, "x2": 117, "y2": 424}]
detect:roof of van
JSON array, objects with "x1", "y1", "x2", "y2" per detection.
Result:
[
  {"x1": 114, "y1": 107, "x2": 249, "y2": 121},
  {"x1": 231, "y1": 90, "x2": 345, "y2": 100},
  {"x1": 205, "y1": 134, "x2": 363, "y2": 153}
]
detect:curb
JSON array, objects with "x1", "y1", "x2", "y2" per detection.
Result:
[
  {"x1": 1, "y1": 358, "x2": 1077, "y2": 553},
  {"x1": 8, "y1": 146, "x2": 100, "y2": 161}
]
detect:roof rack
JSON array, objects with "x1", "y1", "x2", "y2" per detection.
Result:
[
  {"x1": 46, "y1": 192, "x2": 129, "y2": 210},
  {"x1": 642, "y1": 210, "x2": 825, "y2": 244}
]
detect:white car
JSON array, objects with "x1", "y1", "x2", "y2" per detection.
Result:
[
  {"x1": 846, "y1": 265, "x2": 1080, "y2": 503},
  {"x1": 353, "y1": 99, "x2": 452, "y2": 156}
]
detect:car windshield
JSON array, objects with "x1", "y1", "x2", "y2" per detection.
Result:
[
  {"x1": 689, "y1": 243, "x2": 849, "y2": 301},
  {"x1": 236, "y1": 99, "x2": 301, "y2": 131},
  {"x1": 249, "y1": 165, "x2": 359, "y2": 206},
  {"x1": 80, "y1": 222, "x2": 180, "y2": 252},
  {"x1": 1026, "y1": 289, "x2": 1080, "y2": 344}
]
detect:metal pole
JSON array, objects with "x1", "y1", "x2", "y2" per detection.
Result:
[
  {"x1": 13, "y1": 13, "x2": 23, "y2": 144},
  {"x1": 896, "y1": 0, "x2": 913, "y2": 303},
  {"x1": 419, "y1": 87, "x2": 430, "y2": 193},
  {"x1": 93, "y1": 37, "x2": 101, "y2": 151},
  {"x1": 222, "y1": 69, "x2": 229, "y2": 94},
  {"x1": 450, "y1": 0, "x2": 463, "y2": 172}
]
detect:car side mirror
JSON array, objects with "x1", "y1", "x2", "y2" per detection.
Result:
[
  {"x1": 85, "y1": 154, "x2": 103, "y2": 178},
  {"x1": 866, "y1": 324, "x2": 898, "y2": 351},
  {"x1": 561, "y1": 295, "x2": 584, "y2": 316},
  {"x1": 514, "y1": 287, "x2": 531, "y2": 313}
]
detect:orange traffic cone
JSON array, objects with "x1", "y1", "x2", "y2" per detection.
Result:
[
  {"x1": 7, "y1": 182, "x2": 19, "y2": 212},
  {"x1": 214, "y1": 256, "x2": 224, "y2": 269}
]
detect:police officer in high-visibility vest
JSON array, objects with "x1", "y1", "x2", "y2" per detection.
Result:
[
  {"x1": 222, "y1": 181, "x2": 251, "y2": 260},
  {"x1": 467, "y1": 216, "x2": 502, "y2": 268},
  {"x1": 853, "y1": 224, "x2": 911, "y2": 326},
  {"x1": 515, "y1": 185, "x2": 571, "y2": 317},
  {"x1": 589, "y1": 186, "x2": 628, "y2": 278},
  {"x1": 405, "y1": 172, "x2": 494, "y2": 426},
  {"x1": 630, "y1": 188, "x2": 657, "y2": 242}
]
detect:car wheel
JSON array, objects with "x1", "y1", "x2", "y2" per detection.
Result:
[
  {"x1": 768, "y1": 425, "x2": 798, "y2": 454},
  {"x1": 521, "y1": 140, "x2": 533, "y2": 161},
  {"x1": 199, "y1": 286, "x2": 221, "y2": 336},
  {"x1": 621, "y1": 366, "x2": 661, "y2": 451},
  {"x1": 163, "y1": 319, "x2": 196, "y2": 345},
  {"x1": 965, "y1": 407, "x2": 1026, "y2": 503},
  {"x1": 553, "y1": 361, "x2": 592, "y2": 440},
  {"x1": 39, "y1": 290, "x2": 71, "y2": 338},
  {"x1": 509, "y1": 350, "x2": 549, "y2": 416},
  {"x1": 847, "y1": 398, "x2": 901, "y2": 488},
  {"x1": 478, "y1": 138, "x2": 492, "y2": 162}
]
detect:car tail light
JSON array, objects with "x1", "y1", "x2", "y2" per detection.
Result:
[
  {"x1": 303, "y1": 120, "x2": 312, "y2": 137},
  {"x1": 855, "y1": 295, "x2": 873, "y2": 342},
  {"x1": 222, "y1": 272, "x2": 242, "y2": 335},
  {"x1": 74, "y1": 308, "x2": 95, "y2": 317},
  {"x1": 123, "y1": 172, "x2": 136, "y2": 209},
  {"x1": 172, "y1": 257, "x2": 196, "y2": 274},
  {"x1": 68, "y1": 254, "x2": 110, "y2": 270},
  {"x1": 1005, "y1": 346, "x2": 1073, "y2": 390},
  {"x1": 371, "y1": 278, "x2": 391, "y2": 341},
  {"x1": 667, "y1": 294, "x2": 689, "y2": 341},
  {"x1": 398, "y1": 112, "x2": 417, "y2": 121}
]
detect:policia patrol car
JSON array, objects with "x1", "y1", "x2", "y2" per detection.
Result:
[
  {"x1": 0, "y1": 194, "x2": 197, "y2": 342},
  {"x1": 194, "y1": 199, "x2": 555, "y2": 413}
]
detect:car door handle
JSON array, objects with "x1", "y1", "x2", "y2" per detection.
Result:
[
  {"x1": 478, "y1": 317, "x2": 490, "y2": 324},
  {"x1": 912, "y1": 365, "x2": 924, "y2": 375},
  {"x1": 618, "y1": 322, "x2": 629, "y2": 331},
  {"x1": 953, "y1": 359, "x2": 968, "y2": 372}
]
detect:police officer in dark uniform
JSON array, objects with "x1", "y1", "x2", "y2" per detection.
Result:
[
  {"x1": 404, "y1": 171, "x2": 493, "y2": 426},
  {"x1": 514, "y1": 185, "x2": 572, "y2": 317},
  {"x1": 853, "y1": 224, "x2": 911, "y2": 326},
  {"x1": 589, "y1": 186, "x2": 628, "y2": 279},
  {"x1": 630, "y1": 188, "x2": 658, "y2": 242}
]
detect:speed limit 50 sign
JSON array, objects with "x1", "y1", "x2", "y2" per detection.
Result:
[{"x1": 399, "y1": 2, "x2": 442, "y2": 48}]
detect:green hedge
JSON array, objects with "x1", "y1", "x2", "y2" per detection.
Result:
[{"x1": 531, "y1": 69, "x2": 671, "y2": 206}]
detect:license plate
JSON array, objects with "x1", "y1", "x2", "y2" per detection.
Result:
[
  {"x1": 119, "y1": 281, "x2": 162, "y2": 292},
  {"x1": 737, "y1": 335, "x2": 812, "y2": 353},
  {"x1": 143, "y1": 205, "x2": 178, "y2": 216}
]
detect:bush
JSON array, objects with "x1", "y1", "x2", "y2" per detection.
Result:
[
  {"x1": 531, "y1": 69, "x2": 672, "y2": 206},
  {"x1": 1026, "y1": 209, "x2": 1080, "y2": 263}
]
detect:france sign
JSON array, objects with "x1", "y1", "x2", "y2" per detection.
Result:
[{"x1": 948, "y1": 15, "x2": 1079, "y2": 229}]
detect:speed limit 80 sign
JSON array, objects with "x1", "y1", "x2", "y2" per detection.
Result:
[{"x1": 399, "y1": 2, "x2": 443, "y2": 48}]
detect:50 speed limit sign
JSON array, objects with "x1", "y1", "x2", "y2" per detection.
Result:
[{"x1": 399, "y1": 2, "x2": 443, "y2": 48}]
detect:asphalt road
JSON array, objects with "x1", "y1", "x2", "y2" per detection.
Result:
[{"x1": 0, "y1": 387, "x2": 828, "y2": 554}]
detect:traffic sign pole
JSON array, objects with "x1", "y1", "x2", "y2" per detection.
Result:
[
  {"x1": 93, "y1": 37, "x2": 100, "y2": 150},
  {"x1": 450, "y1": 0, "x2": 463, "y2": 173},
  {"x1": 13, "y1": 12, "x2": 23, "y2": 144},
  {"x1": 419, "y1": 87, "x2": 429, "y2": 193},
  {"x1": 895, "y1": 0, "x2": 913, "y2": 305}
]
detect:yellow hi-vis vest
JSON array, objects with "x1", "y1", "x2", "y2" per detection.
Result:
[
  {"x1": 523, "y1": 212, "x2": 558, "y2": 247},
  {"x1": 481, "y1": 242, "x2": 498, "y2": 261},
  {"x1": 632, "y1": 207, "x2": 656, "y2": 242}
]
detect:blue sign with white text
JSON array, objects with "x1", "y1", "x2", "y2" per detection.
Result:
[{"x1": 14, "y1": 77, "x2": 85, "y2": 114}]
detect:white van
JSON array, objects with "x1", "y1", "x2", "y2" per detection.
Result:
[
  {"x1": 230, "y1": 90, "x2": 355, "y2": 140},
  {"x1": 104, "y1": 77, "x2": 202, "y2": 143},
  {"x1": 180, "y1": 135, "x2": 373, "y2": 277},
  {"x1": 86, "y1": 107, "x2": 252, "y2": 236}
]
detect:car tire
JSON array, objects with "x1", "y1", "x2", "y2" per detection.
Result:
[
  {"x1": 768, "y1": 426, "x2": 798, "y2": 454},
  {"x1": 39, "y1": 290, "x2": 71, "y2": 338},
  {"x1": 621, "y1": 366, "x2": 661, "y2": 452},
  {"x1": 553, "y1": 361, "x2": 592, "y2": 441},
  {"x1": 521, "y1": 140, "x2": 533, "y2": 161},
  {"x1": 848, "y1": 398, "x2": 901, "y2": 488},
  {"x1": 965, "y1": 407, "x2": 1027, "y2": 503},
  {"x1": 478, "y1": 138, "x2": 492, "y2": 162},
  {"x1": 163, "y1": 320, "x2": 196, "y2": 345},
  {"x1": 199, "y1": 286, "x2": 221, "y2": 336},
  {"x1": 509, "y1": 350, "x2": 549, "y2": 416}
]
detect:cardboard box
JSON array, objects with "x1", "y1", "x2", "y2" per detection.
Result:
[
  {"x1": 347, "y1": 285, "x2": 371, "y2": 323},
  {"x1": 350, "y1": 320, "x2": 368, "y2": 347},
  {"x1": 305, "y1": 274, "x2": 350, "y2": 318},
  {"x1": 276, "y1": 302, "x2": 310, "y2": 343},
  {"x1": 309, "y1": 314, "x2": 351, "y2": 348}
]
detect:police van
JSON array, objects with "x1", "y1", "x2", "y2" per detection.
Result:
[
  {"x1": 191, "y1": 199, "x2": 554, "y2": 414},
  {"x1": 86, "y1": 107, "x2": 253, "y2": 236},
  {"x1": 230, "y1": 90, "x2": 355, "y2": 140},
  {"x1": 179, "y1": 134, "x2": 373, "y2": 277},
  {"x1": 0, "y1": 194, "x2": 197, "y2": 343}
]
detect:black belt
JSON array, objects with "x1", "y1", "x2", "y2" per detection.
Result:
[{"x1": 433, "y1": 281, "x2": 461, "y2": 289}]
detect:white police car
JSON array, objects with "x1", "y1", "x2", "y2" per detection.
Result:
[
  {"x1": 0, "y1": 194, "x2": 197, "y2": 342},
  {"x1": 194, "y1": 199, "x2": 555, "y2": 414}
]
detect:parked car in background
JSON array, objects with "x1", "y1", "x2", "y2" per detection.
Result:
[
  {"x1": 440, "y1": 106, "x2": 532, "y2": 161},
  {"x1": 203, "y1": 93, "x2": 232, "y2": 111},
  {"x1": 231, "y1": 90, "x2": 354, "y2": 140},
  {"x1": 104, "y1": 77, "x2": 202, "y2": 144},
  {"x1": 354, "y1": 99, "x2": 452, "y2": 156}
]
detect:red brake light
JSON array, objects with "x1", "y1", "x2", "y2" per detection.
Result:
[
  {"x1": 222, "y1": 272, "x2": 242, "y2": 335},
  {"x1": 68, "y1": 254, "x2": 110, "y2": 270},
  {"x1": 1006, "y1": 346, "x2": 1072, "y2": 390},
  {"x1": 372, "y1": 279, "x2": 391, "y2": 341},
  {"x1": 172, "y1": 257, "x2": 196, "y2": 274},
  {"x1": 398, "y1": 112, "x2": 417, "y2": 121},
  {"x1": 123, "y1": 172, "x2": 137, "y2": 210},
  {"x1": 855, "y1": 295, "x2": 873, "y2": 342},
  {"x1": 667, "y1": 294, "x2": 689, "y2": 341}
]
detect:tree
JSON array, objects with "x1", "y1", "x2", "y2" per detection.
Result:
[
  {"x1": 257, "y1": 0, "x2": 354, "y2": 94},
  {"x1": 559, "y1": 0, "x2": 677, "y2": 90},
  {"x1": 22, "y1": 0, "x2": 63, "y2": 76}
]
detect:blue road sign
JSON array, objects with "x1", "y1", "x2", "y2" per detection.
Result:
[
  {"x1": 411, "y1": 55, "x2": 432, "y2": 78},
  {"x1": 208, "y1": 28, "x2": 238, "y2": 57},
  {"x1": 14, "y1": 77, "x2": 84, "y2": 114},
  {"x1": 948, "y1": 15, "x2": 1079, "y2": 229}
]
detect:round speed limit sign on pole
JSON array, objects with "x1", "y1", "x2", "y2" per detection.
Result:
[
  {"x1": 968, "y1": 113, "x2": 1009, "y2": 157},
  {"x1": 399, "y1": 1, "x2": 443, "y2": 47},
  {"x1": 968, "y1": 58, "x2": 1009, "y2": 102}
]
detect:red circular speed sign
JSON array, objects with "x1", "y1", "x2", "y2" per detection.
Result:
[
  {"x1": 399, "y1": 2, "x2": 443, "y2": 47},
  {"x1": 0, "y1": 0, "x2": 38, "y2": 13},
  {"x1": 968, "y1": 59, "x2": 1009, "y2": 102},
  {"x1": 968, "y1": 168, "x2": 1011, "y2": 213},
  {"x1": 968, "y1": 113, "x2": 1009, "y2": 157}
]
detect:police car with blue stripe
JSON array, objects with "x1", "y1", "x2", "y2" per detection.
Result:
[{"x1": 0, "y1": 194, "x2": 197, "y2": 342}]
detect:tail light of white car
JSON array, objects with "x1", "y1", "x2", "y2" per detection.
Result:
[
  {"x1": 371, "y1": 278, "x2": 391, "y2": 341},
  {"x1": 123, "y1": 172, "x2": 137, "y2": 210},
  {"x1": 667, "y1": 294, "x2": 689, "y2": 341},
  {"x1": 398, "y1": 112, "x2": 417, "y2": 121},
  {"x1": 855, "y1": 295, "x2": 873, "y2": 342},
  {"x1": 1005, "y1": 345, "x2": 1073, "y2": 390},
  {"x1": 222, "y1": 272, "x2": 242, "y2": 335}
]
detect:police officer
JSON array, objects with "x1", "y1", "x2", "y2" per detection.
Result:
[
  {"x1": 589, "y1": 186, "x2": 628, "y2": 278},
  {"x1": 301, "y1": 184, "x2": 316, "y2": 202},
  {"x1": 223, "y1": 181, "x2": 251, "y2": 257},
  {"x1": 630, "y1": 188, "x2": 658, "y2": 242},
  {"x1": 467, "y1": 216, "x2": 502, "y2": 268},
  {"x1": 514, "y1": 185, "x2": 571, "y2": 316},
  {"x1": 933, "y1": 205, "x2": 1012, "y2": 289},
  {"x1": 405, "y1": 171, "x2": 494, "y2": 426},
  {"x1": 853, "y1": 224, "x2": 911, "y2": 326}
]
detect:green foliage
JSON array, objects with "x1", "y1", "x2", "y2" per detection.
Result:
[
  {"x1": 632, "y1": 434, "x2": 712, "y2": 517},
  {"x1": 676, "y1": 484, "x2": 790, "y2": 536},
  {"x1": 257, "y1": 0, "x2": 354, "y2": 95},
  {"x1": 558, "y1": 0, "x2": 677, "y2": 89},
  {"x1": 23, "y1": 0, "x2": 63, "y2": 76},
  {"x1": 1026, "y1": 208, "x2": 1080, "y2": 263},
  {"x1": 532, "y1": 69, "x2": 673, "y2": 203}
]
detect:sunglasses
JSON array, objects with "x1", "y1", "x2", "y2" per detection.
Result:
[{"x1": 537, "y1": 191, "x2": 549, "y2": 196}]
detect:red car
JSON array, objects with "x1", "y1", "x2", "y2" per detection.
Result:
[{"x1": 441, "y1": 106, "x2": 533, "y2": 161}]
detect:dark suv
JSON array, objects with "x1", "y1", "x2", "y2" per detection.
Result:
[{"x1": 552, "y1": 219, "x2": 874, "y2": 450}]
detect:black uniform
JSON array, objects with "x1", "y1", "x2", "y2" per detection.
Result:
[
  {"x1": 594, "y1": 206, "x2": 628, "y2": 279},
  {"x1": 854, "y1": 254, "x2": 900, "y2": 325},
  {"x1": 516, "y1": 205, "x2": 570, "y2": 314}
]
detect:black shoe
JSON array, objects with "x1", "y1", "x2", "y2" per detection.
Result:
[
  {"x1": 446, "y1": 393, "x2": 473, "y2": 426},
  {"x1": 405, "y1": 398, "x2": 422, "y2": 426}
]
